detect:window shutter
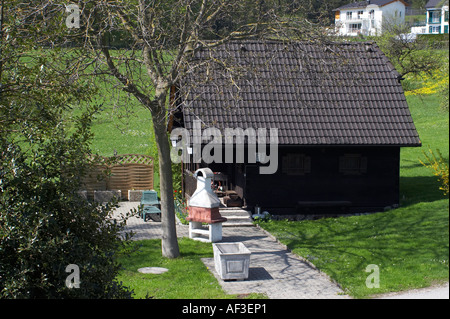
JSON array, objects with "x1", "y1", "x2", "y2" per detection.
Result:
[
  {"x1": 282, "y1": 156, "x2": 289, "y2": 174},
  {"x1": 339, "y1": 156, "x2": 345, "y2": 173},
  {"x1": 282, "y1": 154, "x2": 311, "y2": 175},
  {"x1": 304, "y1": 156, "x2": 311, "y2": 173},
  {"x1": 360, "y1": 157, "x2": 368, "y2": 173}
]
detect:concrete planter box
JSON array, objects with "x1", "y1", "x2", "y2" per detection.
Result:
[{"x1": 213, "y1": 242, "x2": 251, "y2": 280}]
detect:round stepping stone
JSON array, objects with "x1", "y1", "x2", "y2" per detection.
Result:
[{"x1": 138, "y1": 267, "x2": 169, "y2": 274}]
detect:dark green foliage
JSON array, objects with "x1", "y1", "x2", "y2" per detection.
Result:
[
  {"x1": 0, "y1": 115, "x2": 134, "y2": 299},
  {"x1": 0, "y1": 1, "x2": 134, "y2": 298}
]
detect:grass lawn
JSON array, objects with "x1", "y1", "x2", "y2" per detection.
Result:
[
  {"x1": 116, "y1": 238, "x2": 265, "y2": 299},
  {"x1": 256, "y1": 200, "x2": 448, "y2": 298},
  {"x1": 257, "y1": 92, "x2": 449, "y2": 298},
  {"x1": 86, "y1": 93, "x2": 156, "y2": 157},
  {"x1": 401, "y1": 94, "x2": 449, "y2": 205}
]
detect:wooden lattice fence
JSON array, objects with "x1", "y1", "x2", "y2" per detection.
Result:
[{"x1": 82, "y1": 154, "x2": 154, "y2": 201}]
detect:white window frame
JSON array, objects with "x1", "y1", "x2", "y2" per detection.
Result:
[
  {"x1": 430, "y1": 10, "x2": 441, "y2": 23},
  {"x1": 349, "y1": 23, "x2": 362, "y2": 33},
  {"x1": 431, "y1": 25, "x2": 441, "y2": 33}
]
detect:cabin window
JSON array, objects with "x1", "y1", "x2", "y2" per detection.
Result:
[
  {"x1": 339, "y1": 154, "x2": 367, "y2": 175},
  {"x1": 282, "y1": 154, "x2": 311, "y2": 175}
]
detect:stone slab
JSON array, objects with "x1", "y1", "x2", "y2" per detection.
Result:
[{"x1": 138, "y1": 267, "x2": 169, "y2": 275}]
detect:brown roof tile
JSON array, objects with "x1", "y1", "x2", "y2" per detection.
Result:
[{"x1": 179, "y1": 40, "x2": 421, "y2": 146}]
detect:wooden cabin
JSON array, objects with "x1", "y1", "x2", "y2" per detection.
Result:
[{"x1": 170, "y1": 40, "x2": 421, "y2": 215}]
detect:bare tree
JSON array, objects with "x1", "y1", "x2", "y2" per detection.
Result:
[
  {"x1": 8, "y1": 0, "x2": 329, "y2": 258},
  {"x1": 74, "y1": 0, "x2": 324, "y2": 259},
  {"x1": 379, "y1": 16, "x2": 441, "y2": 78}
]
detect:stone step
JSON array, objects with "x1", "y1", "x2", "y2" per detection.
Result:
[
  {"x1": 219, "y1": 208, "x2": 254, "y2": 227},
  {"x1": 219, "y1": 208, "x2": 252, "y2": 217},
  {"x1": 222, "y1": 220, "x2": 254, "y2": 227}
]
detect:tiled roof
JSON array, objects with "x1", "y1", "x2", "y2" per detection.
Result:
[
  {"x1": 179, "y1": 40, "x2": 421, "y2": 146},
  {"x1": 425, "y1": 0, "x2": 448, "y2": 8}
]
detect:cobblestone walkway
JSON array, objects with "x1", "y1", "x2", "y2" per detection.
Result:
[{"x1": 114, "y1": 202, "x2": 349, "y2": 299}]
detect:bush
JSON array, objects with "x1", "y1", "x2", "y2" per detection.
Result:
[
  {"x1": 420, "y1": 148, "x2": 449, "y2": 196},
  {"x1": 439, "y1": 56, "x2": 449, "y2": 112},
  {"x1": 0, "y1": 116, "x2": 134, "y2": 299}
]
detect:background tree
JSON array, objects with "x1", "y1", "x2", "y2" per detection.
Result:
[
  {"x1": 50, "y1": 0, "x2": 325, "y2": 259},
  {"x1": 377, "y1": 18, "x2": 441, "y2": 78},
  {"x1": 5, "y1": 0, "x2": 331, "y2": 260},
  {"x1": 0, "y1": 1, "x2": 134, "y2": 298}
]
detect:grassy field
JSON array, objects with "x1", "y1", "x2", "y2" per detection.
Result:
[
  {"x1": 85, "y1": 93, "x2": 156, "y2": 157},
  {"x1": 401, "y1": 94, "x2": 449, "y2": 205},
  {"x1": 77, "y1": 83, "x2": 161, "y2": 190}
]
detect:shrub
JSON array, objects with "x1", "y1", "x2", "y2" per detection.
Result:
[
  {"x1": 420, "y1": 148, "x2": 449, "y2": 196},
  {"x1": 173, "y1": 189, "x2": 189, "y2": 225},
  {"x1": 439, "y1": 56, "x2": 449, "y2": 112},
  {"x1": 0, "y1": 116, "x2": 134, "y2": 299}
]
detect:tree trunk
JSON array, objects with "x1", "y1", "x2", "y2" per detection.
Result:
[{"x1": 152, "y1": 92, "x2": 180, "y2": 259}]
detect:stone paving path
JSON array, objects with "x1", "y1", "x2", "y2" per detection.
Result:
[{"x1": 113, "y1": 202, "x2": 349, "y2": 299}]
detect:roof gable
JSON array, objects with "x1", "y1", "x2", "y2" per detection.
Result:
[
  {"x1": 179, "y1": 41, "x2": 420, "y2": 147},
  {"x1": 425, "y1": 0, "x2": 449, "y2": 8}
]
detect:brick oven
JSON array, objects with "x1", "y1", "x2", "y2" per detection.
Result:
[{"x1": 187, "y1": 168, "x2": 227, "y2": 242}]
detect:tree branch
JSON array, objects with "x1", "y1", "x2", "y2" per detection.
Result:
[{"x1": 100, "y1": 42, "x2": 157, "y2": 112}]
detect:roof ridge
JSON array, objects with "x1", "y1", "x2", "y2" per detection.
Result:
[{"x1": 198, "y1": 39, "x2": 379, "y2": 46}]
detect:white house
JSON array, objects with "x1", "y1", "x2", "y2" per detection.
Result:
[
  {"x1": 334, "y1": 0, "x2": 409, "y2": 36},
  {"x1": 425, "y1": 0, "x2": 449, "y2": 34}
]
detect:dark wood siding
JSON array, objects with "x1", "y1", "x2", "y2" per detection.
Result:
[
  {"x1": 244, "y1": 146, "x2": 400, "y2": 213},
  {"x1": 182, "y1": 145, "x2": 401, "y2": 214}
]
